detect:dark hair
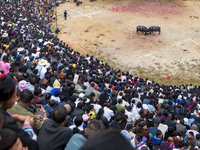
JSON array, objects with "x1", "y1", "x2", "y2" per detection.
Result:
[
  {"x1": 138, "y1": 122, "x2": 146, "y2": 133},
  {"x1": 168, "y1": 126, "x2": 174, "y2": 133},
  {"x1": 74, "y1": 116, "x2": 83, "y2": 127},
  {"x1": 135, "y1": 134, "x2": 143, "y2": 142},
  {"x1": 86, "y1": 105, "x2": 94, "y2": 114},
  {"x1": 149, "y1": 113, "x2": 154, "y2": 119},
  {"x1": 121, "y1": 108, "x2": 125, "y2": 114},
  {"x1": 160, "y1": 118, "x2": 166, "y2": 124},
  {"x1": 77, "y1": 102, "x2": 84, "y2": 109},
  {"x1": 91, "y1": 83, "x2": 95, "y2": 87},
  {"x1": 45, "y1": 93, "x2": 51, "y2": 100},
  {"x1": 3, "y1": 55, "x2": 9, "y2": 63},
  {"x1": 86, "y1": 119, "x2": 105, "y2": 138},
  {"x1": 178, "y1": 141, "x2": 185, "y2": 148},
  {"x1": 73, "y1": 116, "x2": 83, "y2": 134},
  {"x1": 0, "y1": 76, "x2": 16, "y2": 102},
  {"x1": 0, "y1": 128, "x2": 18, "y2": 150},
  {"x1": 54, "y1": 91, "x2": 60, "y2": 97},
  {"x1": 60, "y1": 94, "x2": 66, "y2": 102},
  {"x1": 97, "y1": 108, "x2": 104, "y2": 116},
  {"x1": 189, "y1": 131, "x2": 194, "y2": 137},
  {"x1": 80, "y1": 129, "x2": 133, "y2": 150},
  {"x1": 156, "y1": 130, "x2": 162, "y2": 136},
  {"x1": 34, "y1": 87, "x2": 42, "y2": 96},
  {"x1": 51, "y1": 106, "x2": 68, "y2": 124},
  {"x1": 118, "y1": 99, "x2": 122, "y2": 104},
  {"x1": 90, "y1": 92, "x2": 95, "y2": 97},
  {"x1": 137, "y1": 102, "x2": 142, "y2": 108},
  {"x1": 126, "y1": 124, "x2": 133, "y2": 130},
  {"x1": 20, "y1": 89, "x2": 33, "y2": 103},
  {"x1": 49, "y1": 100, "x2": 57, "y2": 107},
  {"x1": 115, "y1": 114, "x2": 122, "y2": 122},
  {"x1": 0, "y1": 108, "x2": 5, "y2": 128},
  {"x1": 196, "y1": 134, "x2": 200, "y2": 140}
]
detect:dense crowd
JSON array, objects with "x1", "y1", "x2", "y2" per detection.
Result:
[{"x1": 0, "y1": 0, "x2": 200, "y2": 150}]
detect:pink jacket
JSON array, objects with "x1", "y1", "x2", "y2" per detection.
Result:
[{"x1": 0, "y1": 61, "x2": 10, "y2": 74}]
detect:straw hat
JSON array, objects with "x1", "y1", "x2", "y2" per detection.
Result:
[
  {"x1": 38, "y1": 39, "x2": 43, "y2": 42},
  {"x1": 38, "y1": 59, "x2": 47, "y2": 66},
  {"x1": 2, "y1": 32, "x2": 8, "y2": 38}
]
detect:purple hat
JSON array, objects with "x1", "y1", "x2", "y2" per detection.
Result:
[{"x1": 18, "y1": 80, "x2": 28, "y2": 92}]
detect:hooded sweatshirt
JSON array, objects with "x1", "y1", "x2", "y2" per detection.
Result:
[{"x1": 37, "y1": 119, "x2": 73, "y2": 150}]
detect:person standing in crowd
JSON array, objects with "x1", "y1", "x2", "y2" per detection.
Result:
[{"x1": 64, "y1": 10, "x2": 67, "y2": 20}]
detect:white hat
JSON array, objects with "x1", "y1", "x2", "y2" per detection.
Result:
[
  {"x1": 2, "y1": 32, "x2": 8, "y2": 38},
  {"x1": 85, "y1": 98, "x2": 90, "y2": 104},
  {"x1": 178, "y1": 95, "x2": 182, "y2": 100},
  {"x1": 79, "y1": 93, "x2": 85, "y2": 98},
  {"x1": 38, "y1": 39, "x2": 43, "y2": 42},
  {"x1": 142, "y1": 104, "x2": 148, "y2": 110},
  {"x1": 38, "y1": 59, "x2": 47, "y2": 66}
]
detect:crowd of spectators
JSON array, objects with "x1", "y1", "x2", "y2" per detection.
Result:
[{"x1": 0, "y1": 0, "x2": 200, "y2": 150}]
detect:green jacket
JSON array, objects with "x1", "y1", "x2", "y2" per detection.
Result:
[
  {"x1": 116, "y1": 104, "x2": 126, "y2": 112},
  {"x1": 7, "y1": 102, "x2": 42, "y2": 135}
]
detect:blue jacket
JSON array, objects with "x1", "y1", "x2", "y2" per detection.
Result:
[
  {"x1": 64, "y1": 134, "x2": 87, "y2": 150},
  {"x1": 151, "y1": 136, "x2": 162, "y2": 145}
]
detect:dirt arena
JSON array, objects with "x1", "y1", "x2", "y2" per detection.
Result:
[{"x1": 52, "y1": 0, "x2": 200, "y2": 85}]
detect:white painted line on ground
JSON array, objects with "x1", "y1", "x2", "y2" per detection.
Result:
[
  {"x1": 69, "y1": 10, "x2": 102, "y2": 18},
  {"x1": 170, "y1": 38, "x2": 200, "y2": 48},
  {"x1": 139, "y1": 54, "x2": 159, "y2": 59},
  {"x1": 70, "y1": 10, "x2": 84, "y2": 15},
  {"x1": 188, "y1": 39, "x2": 200, "y2": 45}
]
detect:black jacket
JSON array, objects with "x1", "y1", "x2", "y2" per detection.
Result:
[
  {"x1": 37, "y1": 119, "x2": 73, "y2": 150},
  {"x1": 70, "y1": 107, "x2": 84, "y2": 119},
  {"x1": 110, "y1": 120, "x2": 121, "y2": 130}
]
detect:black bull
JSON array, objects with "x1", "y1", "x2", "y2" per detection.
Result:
[
  {"x1": 149, "y1": 26, "x2": 161, "y2": 34},
  {"x1": 136, "y1": 26, "x2": 161, "y2": 35}
]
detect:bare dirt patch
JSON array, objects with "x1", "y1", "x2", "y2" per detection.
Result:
[
  {"x1": 107, "y1": 2, "x2": 183, "y2": 16},
  {"x1": 52, "y1": 0, "x2": 200, "y2": 85}
]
